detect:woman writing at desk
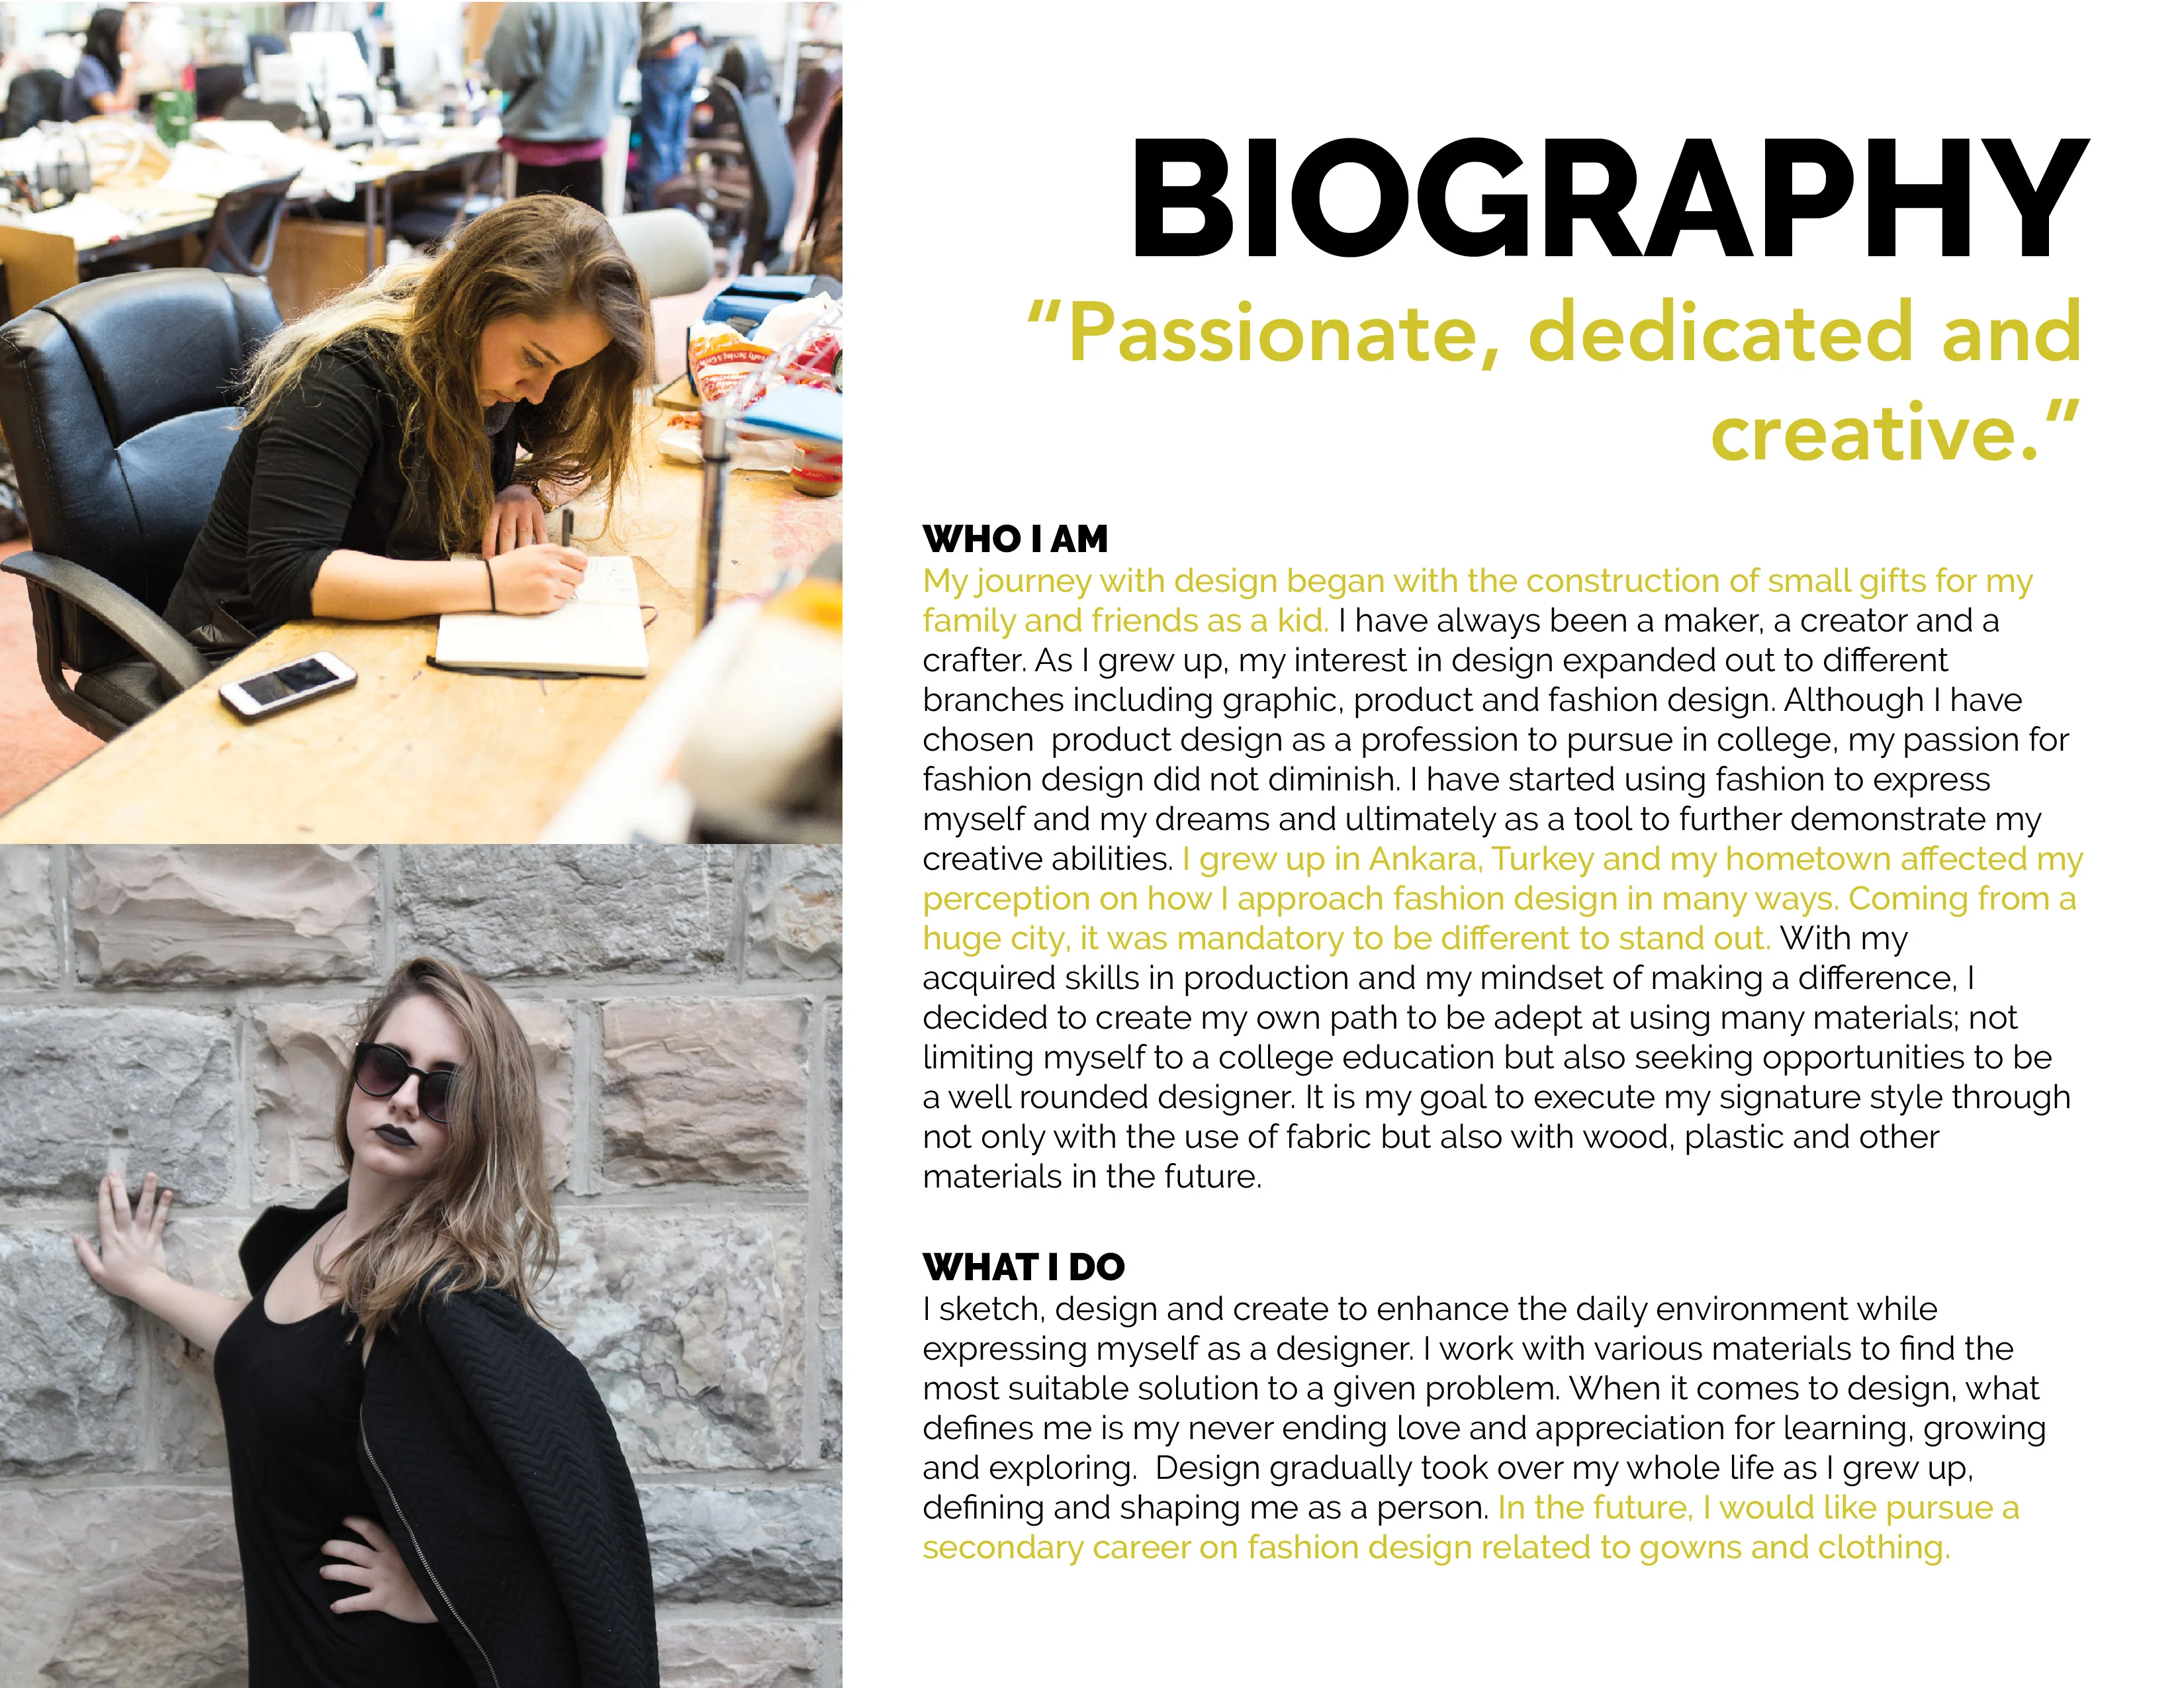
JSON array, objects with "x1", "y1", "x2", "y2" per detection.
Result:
[{"x1": 163, "y1": 195, "x2": 651, "y2": 655}]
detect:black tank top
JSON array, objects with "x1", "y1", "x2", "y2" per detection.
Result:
[{"x1": 214, "y1": 1294, "x2": 475, "y2": 1687}]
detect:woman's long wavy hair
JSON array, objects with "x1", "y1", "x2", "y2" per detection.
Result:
[
  {"x1": 328, "y1": 957, "x2": 558, "y2": 1336},
  {"x1": 241, "y1": 196, "x2": 652, "y2": 552}
]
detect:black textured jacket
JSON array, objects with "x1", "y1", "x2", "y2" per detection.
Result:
[{"x1": 238, "y1": 1184, "x2": 659, "y2": 1688}]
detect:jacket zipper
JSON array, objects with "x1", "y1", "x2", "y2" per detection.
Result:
[{"x1": 360, "y1": 1421, "x2": 504, "y2": 1688}]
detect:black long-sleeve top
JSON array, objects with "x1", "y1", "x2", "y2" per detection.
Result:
[{"x1": 163, "y1": 331, "x2": 532, "y2": 647}]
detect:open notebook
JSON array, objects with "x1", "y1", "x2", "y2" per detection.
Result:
[{"x1": 433, "y1": 555, "x2": 649, "y2": 678}]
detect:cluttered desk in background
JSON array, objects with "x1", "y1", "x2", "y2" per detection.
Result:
[
  {"x1": 0, "y1": 116, "x2": 502, "y2": 320},
  {"x1": 0, "y1": 406, "x2": 843, "y2": 843}
]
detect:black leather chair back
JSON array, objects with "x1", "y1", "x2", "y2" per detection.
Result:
[{"x1": 0, "y1": 270, "x2": 281, "y2": 669}]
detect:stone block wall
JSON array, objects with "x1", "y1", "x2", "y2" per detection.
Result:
[{"x1": 0, "y1": 845, "x2": 842, "y2": 1688}]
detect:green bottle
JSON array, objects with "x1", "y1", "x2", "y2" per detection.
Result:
[{"x1": 152, "y1": 89, "x2": 196, "y2": 149}]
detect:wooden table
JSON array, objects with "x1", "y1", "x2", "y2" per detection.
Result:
[{"x1": 0, "y1": 411, "x2": 844, "y2": 842}]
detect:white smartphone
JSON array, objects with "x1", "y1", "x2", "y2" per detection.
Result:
[{"x1": 218, "y1": 651, "x2": 358, "y2": 720}]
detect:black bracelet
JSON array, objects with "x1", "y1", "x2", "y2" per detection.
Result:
[{"x1": 483, "y1": 556, "x2": 497, "y2": 614}]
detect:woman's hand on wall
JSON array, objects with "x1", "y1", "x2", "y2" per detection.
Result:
[
  {"x1": 486, "y1": 545, "x2": 591, "y2": 614},
  {"x1": 484, "y1": 485, "x2": 551, "y2": 557},
  {"x1": 71, "y1": 1168, "x2": 248, "y2": 1354},
  {"x1": 72, "y1": 1170, "x2": 172, "y2": 1299},
  {"x1": 322, "y1": 1516, "x2": 441, "y2": 1623}
]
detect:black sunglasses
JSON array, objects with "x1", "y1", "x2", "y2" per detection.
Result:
[{"x1": 353, "y1": 1043, "x2": 460, "y2": 1125}]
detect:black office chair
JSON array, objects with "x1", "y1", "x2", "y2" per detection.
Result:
[
  {"x1": 718, "y1": 36, "x2": 777, "y2": 101},
  {"x1": 390, "y1": 152, "x2": 500, "y2": 250},
  {"x1": 201, "y1": 173, "x2": 302, "y2": 276},
  {"x1": 703, "y1": 77, "x2": 796, "y2": 271},
  {"x1": 2, "y1": 70, "x2": 64, "y2": 137},
  {"x1": 0, "y1": 270, "x2": 282, "y2": 737}
]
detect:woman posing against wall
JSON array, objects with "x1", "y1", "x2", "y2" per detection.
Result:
[{"x1": 74, "y1": 957, "x2": 658, "y2": 1687}]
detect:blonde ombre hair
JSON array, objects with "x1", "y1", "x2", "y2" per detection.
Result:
[
  {"x1": 328, "y1": 956, "x2": 558, "y2": 1336},
  {"x1": 242, "y1": 195, "x2": 652, "y2": 553}
]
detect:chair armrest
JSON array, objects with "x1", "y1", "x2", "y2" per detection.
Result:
[{"x1": 0, "y1": 550, "x2": 211, "y2": 695}]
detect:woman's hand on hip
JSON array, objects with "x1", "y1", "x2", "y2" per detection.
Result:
[
  {"x1": 322, "y1": 1517, "x2": 439, "y2": 1623},
  {"x1": 486, "y1": 545, "x2": 589, "y2": 614},
  {"x1": 73, "y1": 1170, "x2": 172, "y2": 1299},
  {"x1": 484, "y1": 483, "x2": 550, "y2": 557}
]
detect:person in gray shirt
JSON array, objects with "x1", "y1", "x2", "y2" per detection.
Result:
[{"x1": 482, "y1": 3, "x2": 641, "y2": 211}]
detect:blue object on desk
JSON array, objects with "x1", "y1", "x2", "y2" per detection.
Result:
[
  {"x1": 735, "y1": 383, "x2": 842, "y2": 444},
  {"x1": 700, "y1": 274, "x2": 842, "y2": 331}
]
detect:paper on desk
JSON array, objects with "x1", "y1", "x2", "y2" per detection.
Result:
[
  {"x1": 93, "y1": 184, "x2": 220, "y2": 214},
  {"x1": 433, "y1": 556, "x2": 649, "y2": 677},
  {"x1": 195, "y1": 120, "x2": 296, "y2": 157},
  {"x1": 158, "y1": 142, "x2": 277, "y2": 197},
  {"x1": 569, "y1": 555, "x2": 638, "y2": 606},
  {"x1": 21, "y1": 197, "x2": 136, "y2": 246},
  {"x1": 178, "y1": 126, "x2": 366, "y2": 200}
]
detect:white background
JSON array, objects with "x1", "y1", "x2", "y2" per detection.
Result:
[{"x1": 851, "y1": 5, "x2": 2177, "y2": 1679}]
